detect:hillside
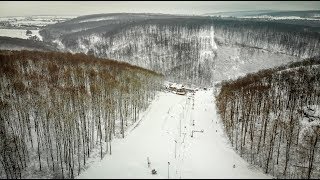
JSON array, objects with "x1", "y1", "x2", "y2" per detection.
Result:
[
  {"x1": 204, "y1": 10, "x2": 320, "y2": 28},
  {"x1": 40, "y1": 14, "x2": 320, "y2": 86},
  {"x1": 0, "y1": 36, "x2": 58, "y2": 51},
  {"x1": 0, "y1": 10, "x2": 319, "y2": 179},
  {"x1": 216, "y1": 56, "x2": 320, "y2": 178},
  {"x1": 0, "y1": 50, "x2": 163, "y2": 178}
]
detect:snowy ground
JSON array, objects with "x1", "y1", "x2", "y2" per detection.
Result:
[
  {"x1": 0, "y1": 15, "x2": 77, "y2": 28},
  {"x1": 0, "y1": 15, "x2": 76, "y2": 41},
  {"x1": 77, "y1": 89, "x2": 271, "y2": 179},
  {"x1": 0, "y1": 28, "x2": 43, "y2": 40}
]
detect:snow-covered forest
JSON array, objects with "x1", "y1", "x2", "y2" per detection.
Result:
[
  {"x1": 40, "y1": 15, "x2": 320, "y2": 86},
  {"x1": 216, "y1": 57, "x2": 320, "y2": 178},
  {"x1": 0, "y1": 8, "x2": 319, "y2": 179},
  {"x1": 0, "y1": 50, "x2": 163, "y2": 178}
]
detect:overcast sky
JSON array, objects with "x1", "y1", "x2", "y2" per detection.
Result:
[{"x1": 0, "y1": 1, "x2": 319, "y2": 17}]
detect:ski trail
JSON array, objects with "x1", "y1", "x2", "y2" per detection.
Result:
[{"x1": 77, "y1": 89, "x2": 272, "y2": 179}]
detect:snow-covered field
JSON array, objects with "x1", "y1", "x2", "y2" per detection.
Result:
[
  {"x1": 77, "y1": 89, "x2": 271, "y2": 179},
  {"x1": 0, "y1": 15, "x2": 77, "y2": 28},
  {"x1": 0, "y1": 28, "x2": 43, "y2": 40},
  {"x1": 0, "y1": 15, "x2": 76, "y2": 41}
]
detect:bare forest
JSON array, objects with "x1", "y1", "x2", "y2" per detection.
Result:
[
  {"x1": 0, "y1": 8, "x2": 320, "y2": 179},
  {"x1": 216, "y1": 57, "x2": 320, "y2": 179},
  {"x1": 0, "y1": 50, "x2": 163, "y2": 178}
]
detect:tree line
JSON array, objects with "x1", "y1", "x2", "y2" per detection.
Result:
[{"x1": 216, "y1": 56, "x2": 320, "y2": 178}]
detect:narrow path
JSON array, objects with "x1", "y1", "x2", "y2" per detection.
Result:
[{"x1": 77, "y1": 89, "x2": 271, "y2": 179}]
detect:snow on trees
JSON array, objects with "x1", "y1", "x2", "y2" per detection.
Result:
[
  {"x1": 0, "y1": 50, "x2": 163, "y2": 179},
  {"x1": 25, "y1": 30, "x2": 32, "y2": 36},
  {"x1": 40, "y1": 15, "x2": 320, "y2": 87},
  {"x1": 216, "y1": 56, "x2": 320, "y2": 179},
  {"x1": 28, "y1": 35, "x2": 40, "y2": 41}
]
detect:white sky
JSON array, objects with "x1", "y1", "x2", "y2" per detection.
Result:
[{"x1": 0, "y1": 1, "x2": 319, "y2": 17}]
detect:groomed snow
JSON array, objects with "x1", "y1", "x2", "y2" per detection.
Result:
[{"x1": 77, "y1": 89, "x2": 272, "y2": 179}]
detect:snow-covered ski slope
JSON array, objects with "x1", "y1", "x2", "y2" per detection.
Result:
[{"x1": 77, "y1": 89, "x2": 271, "y2": 179}]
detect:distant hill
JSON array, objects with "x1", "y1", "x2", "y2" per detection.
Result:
[
  {"x1": 203, "y1": 10, "x2": 320, "y2": 29},
  {"x1": 39, "y1": 13, "x2": 320, "y2": 86},
  {"x1": 253, "y1": 10, "x2": 320, "y2": 18},
  {"x1": 203, "y1": 10, "x2": 277, "y2": 17},
  {"x1": 203, "y1": 10, "x2": 320, "y2": 18}
]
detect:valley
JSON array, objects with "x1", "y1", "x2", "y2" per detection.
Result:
[{"x1": 0, "y1": 3, "x2": 320, "y2": 179}]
